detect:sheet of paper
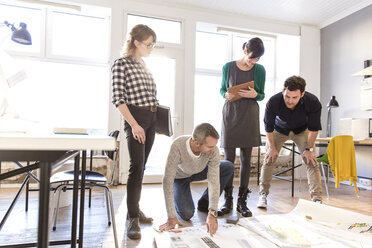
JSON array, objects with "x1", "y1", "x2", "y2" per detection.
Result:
[{"x1": 154, "y1": 199, "x2": 372, "y2": 248}]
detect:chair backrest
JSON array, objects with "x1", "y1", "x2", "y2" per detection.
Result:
[
  {"x1": 326, "y1": 135, "x2": 358, "y2": 193},
  {"x1": 105, "y1": 130, "x2": 120, "y2": 185},
  {"x1": 105, "y1": 130, "x2": 120, "y2": 160}
]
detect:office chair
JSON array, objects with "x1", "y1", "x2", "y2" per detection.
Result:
[
  {"x1": 50, "y1": 130, "x2": 119, "y2": 248},
  {"x1": 317, "y1": 135, "x2": 359, "y2": 199}
]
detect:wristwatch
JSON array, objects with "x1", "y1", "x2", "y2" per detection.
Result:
[
  {"x1": 305, "y1": 147, "x2": 314, "y2": 152},
  {"x1": 208, "y1": 209, "x2": 218, "y2": 218}
]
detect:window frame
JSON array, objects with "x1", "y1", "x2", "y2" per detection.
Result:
[{"x1": 125, "y1": 12, "x2": 184, "y2": 50}]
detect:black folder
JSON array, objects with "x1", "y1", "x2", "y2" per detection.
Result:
[{"x1": 156, "y1": 105, "x2": 173, "y2": 137}]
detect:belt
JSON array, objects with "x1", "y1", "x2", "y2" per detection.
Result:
[{"x1": 136, "y1": 105, "x2": 157, "y2": 112}]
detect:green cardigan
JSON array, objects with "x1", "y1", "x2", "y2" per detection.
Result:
[{"x1": 219, "y1": 61, "x2": 266, "y2": 101}]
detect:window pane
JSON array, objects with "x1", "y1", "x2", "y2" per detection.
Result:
[
  {"x1": 195, "y1": 31, "x2": 229, "y2": 70},
  {"x1": 49, "y1": 11, "x2": 110, "y2": 61},
  {"x1": 9, "y1": 60, "x2": 109, "y2": 131},
  {"x1": 194, "y1": 74, "x2": 225, "y2": 142},
  {"x1": 127, "y1": 14, "x2": 181, "y2": 44},
  {"x1": 0, "y1": 3, "x2": 42, "y2": 54}
]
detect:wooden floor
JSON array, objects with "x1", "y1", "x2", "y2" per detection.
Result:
[{"x1": 0, "y1": 179, "x2": 371, "y2": 247}]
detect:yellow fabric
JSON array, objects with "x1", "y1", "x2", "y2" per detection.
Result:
[{"x1": 326, "y1": 135, "x2": 359, "y2": 194}]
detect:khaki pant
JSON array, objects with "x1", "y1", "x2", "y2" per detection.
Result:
[{"x1": 259, "y1": 130, "x2": 322, "y2": 201}]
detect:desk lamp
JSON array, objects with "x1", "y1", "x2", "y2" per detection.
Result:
[
  {"x1": 2, "y1": 21, "x2": 32, "y2": 45},
  {"x1": 326, "y1": 96, "x2": 339, "y2": 137}
]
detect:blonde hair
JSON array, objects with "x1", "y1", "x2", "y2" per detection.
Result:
[{"x1": 120, "y1": 24, "x2": 156, "y2": 57}]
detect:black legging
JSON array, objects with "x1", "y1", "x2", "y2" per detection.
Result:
[{"x1": 224, "y1": 147, "x2": 253, "y2": 190}]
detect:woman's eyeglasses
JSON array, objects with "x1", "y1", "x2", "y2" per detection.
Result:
[{"x1": 141, "y1": 42, "x2": 156, "y2": 48}]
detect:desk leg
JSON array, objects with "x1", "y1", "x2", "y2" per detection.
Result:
[
  {"x1": 89, "y1": 152, "x2": 93, "y2": 208},
  {"x1": 71, "y1": 154, "x2": 80, "y2": 247},
  {"x1": 38, "y1": 161, "x2": 51, "y2": 248},
  {"x1": 79, "y1": 151, "x2": 87, "y2": 248}
]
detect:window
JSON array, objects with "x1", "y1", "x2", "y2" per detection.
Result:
[
  {"x1": 127, "y1": 14, "x2": 181, "y2": 44},
  {"x1": 10, "y1": 60, "x2": 109, "y2": 129},
  {"x1": 48, "y1": 11, "x2": 110, "y2": 62},
  {"x1": 1, "y1": 3, "x2": 111, "y2": 133},
  {"x1": 195, "y1": 31, "x2": 229, "y2": 71}
]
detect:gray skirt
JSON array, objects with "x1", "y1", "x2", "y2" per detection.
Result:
[{"x1": 221, "y1": 98, "x2": 261, "y2": 148}]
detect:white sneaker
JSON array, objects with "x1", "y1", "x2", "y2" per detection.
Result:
[
  {"x1": 313, "y1": 199, "x2": 322, "y2": 204},
  {"x1": 257, "y1": 194, "x2": 267, "y2": 208}
]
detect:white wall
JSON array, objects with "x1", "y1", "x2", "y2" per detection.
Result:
[{"x1": 300, "y1": 25, "x2": 320, "y2": 98}]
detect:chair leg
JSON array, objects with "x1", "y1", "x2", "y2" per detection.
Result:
[
  {"x1": 104, "y1": 189, "x2": 111, "y2": 226},
  {"x1": 320, "y1": 162, "x2": 329, "y2": 199},
  {"x1": 52, "y1": 186, "x2": 64, "y2": 231},
  {"x1": 107, "y1": 190, "x2": 118, "y2": 248}
]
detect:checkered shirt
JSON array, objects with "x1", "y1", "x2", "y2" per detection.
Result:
[{"x1": 111, "y1": 56, "x2": 158, "y2": 108}]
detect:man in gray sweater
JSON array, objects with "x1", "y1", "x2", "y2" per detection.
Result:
[{"x1": 159, "y1": 123, "x2": 234, "y2": 236}]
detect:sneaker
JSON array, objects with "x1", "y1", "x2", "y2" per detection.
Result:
[
  {"x1": 313, "y1": 199, "x2": 322, "y2": 204},
  {"x1": 257, "y1": 194, "x2": 267, "y2": 209}
]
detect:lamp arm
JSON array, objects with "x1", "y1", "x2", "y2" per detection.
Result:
[{"x1": 2, "y1": 21, "x2": 16, "y2": 31}]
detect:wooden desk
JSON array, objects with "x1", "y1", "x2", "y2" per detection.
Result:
[{"x1": 0, "y1": 134, "x2": 116, "y2": 248}]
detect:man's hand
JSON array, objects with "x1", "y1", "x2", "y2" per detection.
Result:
[
  {"x1": 265, "y1": 147, "x2": 279, "y2": 163},
  {"x1": 238, "y1": 87, "x2": 257, "y2": 99},
  {"x1": 159, "y1": 217, "x2": 182, "y2": 231},
  {"x1": 131, "y1": 124, "x2": 146, "y2": 144},
  {"x1": 302, "y1": 150, "x2": 318, "y2": 167},
  {"x1": 206, "y1": 214, "x2": 218, "y2": 237}
]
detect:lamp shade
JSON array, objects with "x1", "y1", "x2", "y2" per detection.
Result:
[
  {"x1": 327, "y1": 96, "x2": 339, "y2": 108},
  {"x1": 11, "y1": 22, "x2": 32, "y2": 45},
  {"x1": 353, "y1": 66, "x2": 372, "y2": 76}
]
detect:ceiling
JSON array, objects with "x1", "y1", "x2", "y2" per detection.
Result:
[{"x1": 139, "y1": 0, "x2": 371, "y2": 28}]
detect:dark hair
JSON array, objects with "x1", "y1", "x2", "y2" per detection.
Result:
[
  {"x1": 283, "y1": 76, "x2": 306, "y2": 93},
  {"x1": 121, "y1": 24, "x2": 157, "y2": 57},
  {"x1": 192, "y1": 123, "x2": 219, "y2": 144},
  {"x1": 242, "y1": 37, "x2": 264, "y2": 59}
]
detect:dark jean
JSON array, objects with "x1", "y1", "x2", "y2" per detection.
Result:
[
  {"x1": 124, "y1": 105, "x2": 156, "y2": 218},
  {"x1": 173, "y1": 160, "x2": 234, "y2": 220}
]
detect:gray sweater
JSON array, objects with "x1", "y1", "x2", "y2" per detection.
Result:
[{"x1": 162, "y1": 135, "x2": 220, "y2": 218}]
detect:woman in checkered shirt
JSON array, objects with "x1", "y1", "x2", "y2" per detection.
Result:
[{"x1": 111, "y1": 24, "x2": 157, "y2": 240}]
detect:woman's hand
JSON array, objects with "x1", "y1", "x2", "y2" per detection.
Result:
[
  {"x1": 225, "y1": 92, "x2": 235, "y2": 101},
  {"x1": 238, "y1": 87, "x2": 257, "y2": 99},
  {"x1": 132, "y1": 124, "x2": 146, "y2": 144}
]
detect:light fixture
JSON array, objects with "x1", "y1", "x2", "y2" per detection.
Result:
[
  {"x1": 353, "y1": 65, "x2": 372, "y2": 77},
  {"x1": 326, "y1": 96, "x2": 339, "y2": 137},
  {"x1": 3, "y1": 21, "x2": 32, "y2": 45}
]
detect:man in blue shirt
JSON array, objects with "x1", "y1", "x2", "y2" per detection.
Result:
[{"x1": 257, "y1": 76, "x2": 323, "y2": 208}]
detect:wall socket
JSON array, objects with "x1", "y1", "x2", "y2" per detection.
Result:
[{"x1": 359, "y1": 178, "x2": 372, "y2": 186}]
